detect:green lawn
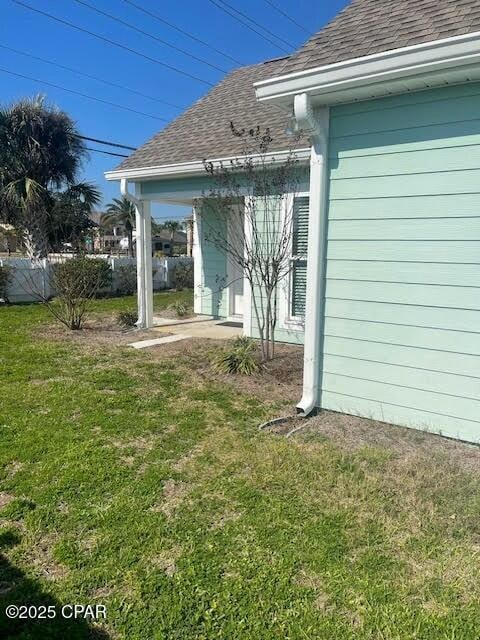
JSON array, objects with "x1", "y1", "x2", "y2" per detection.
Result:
[{"x1": 1, "y1": 292, "x2": 480, "y2": 639}]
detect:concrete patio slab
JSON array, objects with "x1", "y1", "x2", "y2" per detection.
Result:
[
  {"x1": 154, "y1": 318, "x2": 243, "y2": 340},
  {"x1": 153, "y1": 315, "x2": 213, "y2": 327},
  {"x1": 129, "y1": 334, "x2": 189, "y2": 349}
]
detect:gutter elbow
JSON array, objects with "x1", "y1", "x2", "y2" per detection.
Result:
[{"x1": 296, "y1": 391, "x2": 317, "y2": 418}]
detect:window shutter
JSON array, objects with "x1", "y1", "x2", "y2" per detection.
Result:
[
  {"x1": 291, "y1": 261, "x2": 307, "y2": 316},
  {"x1": 292, "y1": 196, "x2": 309, "y2": 257},
  {"x1": 291, "y1": 196, "x2": 309, "y2": 317}
]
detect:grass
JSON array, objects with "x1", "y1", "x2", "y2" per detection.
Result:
[{"x1": 1, "y1": 291, "x2": 480, "y2": 639}]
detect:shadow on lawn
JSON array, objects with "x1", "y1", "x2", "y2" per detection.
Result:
[{"x1": 0, "y1": 530, "x2": 109, "y2": 640}]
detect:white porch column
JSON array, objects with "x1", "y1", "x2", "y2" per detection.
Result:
[
  {"x1": 142, "y1": 200, "x2": 154, "y2": 328},
  {"x1": 295, "y1": 97, "x2": 330, "y2": 416},
  {"x1": 192, "y1": 205, "x2": 202, "y2": 315},
  {"x1": 121, "y1": 178, "x2": 153, "y2": 330},
  {"x1": 135, "y1": 200, "x2": 146, "y2": 328}
]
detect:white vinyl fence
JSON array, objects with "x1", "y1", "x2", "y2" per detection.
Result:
[{"x1": 0, "y1": 255, "x2": 193, "y2": 303}]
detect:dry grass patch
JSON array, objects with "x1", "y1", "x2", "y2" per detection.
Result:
[
  {"x1": 24, "y1": 534, "x2": 69, "y2": 582},
  {"x1": 152, "y1": 544, "x2": 183, "y2": 576},
  {"x1": 0, "y1": 492, "x2": 14, "y2": 510},
  {"x1": 297, "y1": 410, "x2": 480, "y2": 473},
  {"x1": 151, "y1": 479, "x2": 192, "y2": 519}
]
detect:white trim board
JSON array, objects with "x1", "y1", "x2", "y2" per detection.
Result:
[
  {"x1": 254, "y1": 31, "x2": 480, "y2": 108},
  {"x1": 105, "y1": 148, "x2": 310, "y2": 182}
]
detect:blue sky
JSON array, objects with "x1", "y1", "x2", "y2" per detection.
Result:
[{"x1": 0, "y1": 0, "x2": 349, "y2": 222}]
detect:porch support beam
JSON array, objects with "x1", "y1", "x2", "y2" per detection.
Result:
[
  {"x1": 295, "y1": 95, "x2": 330, "y2": 416},
  {"x1": 192, "y1": 204, "x2": 202, "y2": 315},
  {"x1": 121, "y1": 179, "x2": 154, "y2": 329},
  {"x1": 142, "y1": 199, "x2": 154, "y2": 328}
]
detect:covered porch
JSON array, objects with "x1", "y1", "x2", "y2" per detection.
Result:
[{"x1": 118, "y1": 177, "x2": 247, "y2": 334}]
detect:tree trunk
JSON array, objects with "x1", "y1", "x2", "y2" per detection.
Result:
[
  {"x1": 128, "y1": 228, "x2": 133, "y2": 257},
  {"x1": 22, "y1": 224, "x2": 49, "y2": 261}
]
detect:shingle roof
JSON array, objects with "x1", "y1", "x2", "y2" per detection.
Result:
[
  {"x1": 115, "y1": 57, "x2": 303, "y2": 172},
  {"x1": 115, "y1": 0, "x2": 480, "y2": 173},
  {"x1": 279, "y1": 0, "x2": 480, "y2": 75}
]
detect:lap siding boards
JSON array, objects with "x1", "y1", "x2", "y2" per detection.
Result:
[{"x1": 322, "y1": 83, "x2": 480, "y2": 443}]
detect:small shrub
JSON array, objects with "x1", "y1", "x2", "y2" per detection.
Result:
[
  {"x1": 169, "y1": 301, "x2": 191, "y2": 318},
  {"x1": 0, "y1": 265, "x2": 12, "y2": 303},
  {"x1": 117, "y1": 310, "x2": 138, "y2": 328},
  {"x1": 116, "y1": 264, "x2": 137, "y2": 295},
  {"x1": 173, "y1": 262, "x2": 193, "y2": 290},
  {"x1": 213, "y1": 336, "x2": 259, "y2": 375},
  {"x1": 50, "y1": 257, "x2": 112, "y2": 330}
]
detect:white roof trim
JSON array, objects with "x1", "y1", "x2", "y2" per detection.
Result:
[
  {"x1": 105, "y1": 148, "x2": 311, "y2": 182},
  {"x1": 254, "y1": 30, "x2": 480, "y2": 106}
]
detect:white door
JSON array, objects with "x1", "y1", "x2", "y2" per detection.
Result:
[{"x1": 228, "y1": 207, "x2": 244, "y2": 319}]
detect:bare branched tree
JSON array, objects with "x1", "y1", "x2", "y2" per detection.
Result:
[{"x1": 199, "y1": 124, "x2": 303, "y2": 361}]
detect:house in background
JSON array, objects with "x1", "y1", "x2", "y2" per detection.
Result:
[
  {"x1": 106, "y1": 0, "x2": 480, "y2": 444},
  {"x1": 139, "y1": 229, "x2": 187, "y2": 255},
  {"x1": 89, "y1": 211, "x2": 127, "y2": 253},
  {"x1": 0, "y1": 224, "x2": 17, "y2": 255}
]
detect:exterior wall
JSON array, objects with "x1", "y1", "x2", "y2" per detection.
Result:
[
  {"x1": 198, "y1": 207, "x2": 228, "y2": 318},
  {"x1": 322, "y1": 83, "x2": 480, "y2": 442}
]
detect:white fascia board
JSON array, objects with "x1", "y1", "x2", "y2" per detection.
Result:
[
  {"x1": 254, "y1": 30, "x2": 480, "y2": 105},
  {"x1": 104, "y1": 148, "x2": 311, "y2": 182}
]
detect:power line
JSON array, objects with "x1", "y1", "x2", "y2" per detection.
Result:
[
  {"x1": 13, "y1": 1, "x2": 215, "y2": 87},
  {"x1": 0, "y1": 44, "x2": 183, "y2": 110},
  {"x1": 78, "y1": 136, "x2": 136, "y2": 151},
  {"x1": 72, "y1": 0, "x2": 228, "y2": 74},
  {"x1": 85, "y1": 147, "x2": 129, "y2": 158},
  {"x1": 120, "y1": 0, "x2": 243, "y2": 66},
  {"x1": 262, "y1": 0, "x2": 310, "y2": 35},
  {"x1": 0, "y1": 66, "x2": 167, "y2": 121},
  {"x1": 218, "y1": 0, "x2": 296, "y2": 48},
  {"x1": 207, "y1": 0, "x2": 293, "y2": 52}
]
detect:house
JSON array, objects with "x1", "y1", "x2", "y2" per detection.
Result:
[
  {"x1": 148, "y1": 229, "x2": 187, "y2": 255},
  {"x1": 106, "y1": 0, "x2": 480, "y2": 444},
  {"x1": 89, "y1": 211, "x2": 127, "y2": 253},
  {"x1": 0, "y1": 224, "x2": 17, "y2": 255}
]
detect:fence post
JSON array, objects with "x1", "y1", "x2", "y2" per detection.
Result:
[{"x1": 42, "y1": 258, "x2": 50, "y2": 299}]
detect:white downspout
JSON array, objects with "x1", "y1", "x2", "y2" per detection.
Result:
[
  {"x1": 120, "y1": 178, "x2": 153, "y2": 329},
  {"x1": 294, "y1": 95, "x2": 330, "y2": 416}
]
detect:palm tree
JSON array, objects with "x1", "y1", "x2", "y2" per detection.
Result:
[
  {"x1": 103, "y1": 197, "x2": 136, "y2": 257},
  {"x1": 0, "y1": 95, "x2": 89, "y2": 259},
  {"x1": 49, "y1": 182, "x2": 101, "y2": 252},
  {"x1": 161, "y1": 219, "x2": 183, "y2": 256}
]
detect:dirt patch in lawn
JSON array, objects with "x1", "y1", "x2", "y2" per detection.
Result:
[
  {"x1": 151, "y1": 479, "x2": 191, "y2": 519},
  {"x1": 148, "y1": 338, "x2": 303, "y2": 405},
  {"x1": 37, "y1": 314, "x2": 153, "y2": 347},
  {"x1": 276, "y1": 410, "x2": 480, "y2": 474},
  {"x1": 0, "y1": 493, "x2": 14, "y2": 510}
]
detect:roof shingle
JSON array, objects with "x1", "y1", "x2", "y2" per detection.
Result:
[
  {"x1": 115, "y1": 0, "x2": 480, "y2": 173},
  {"x1": 279, "y1": 0, "x2": 480, "y2": 74},
  {"x1": 115, "y1": 57, "x2": 303, "y2": 172}
]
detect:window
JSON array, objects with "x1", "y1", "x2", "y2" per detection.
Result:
[{"x1": 290, "y1": 196, "x2": 309, "y2": 318}]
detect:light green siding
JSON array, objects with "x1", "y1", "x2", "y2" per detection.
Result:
[
  {"x1": 323, "y1": 83, "x2": 480, "y2": 443},
  {"x1": 199, "y1": 208, "x2": 228, "y2": 318}
]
